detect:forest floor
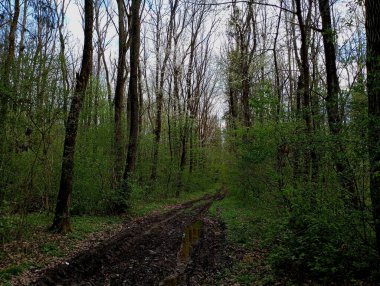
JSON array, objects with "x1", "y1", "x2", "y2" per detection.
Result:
[
  {"x1": 9, "y1": 190, "x2": 236, "y2": 285},
  {"x1": 3, "y1": 188, "x2": 274, "y2": 286}
]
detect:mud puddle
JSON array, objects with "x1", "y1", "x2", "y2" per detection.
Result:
[
  {"x1": 160, "y1": 221, "x2": 203, "y2": 285},
  {"x1": 179, "y1": 221, "x2": 202, "y2": 263}
]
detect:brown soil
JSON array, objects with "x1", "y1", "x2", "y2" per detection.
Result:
[{"x1": 15, "y1": 192, "x2": 228, "y2": 286}]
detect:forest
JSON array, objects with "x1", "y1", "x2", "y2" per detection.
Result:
[{"x1": 0, "y1": 0, "x2": 380, "y2": 284}]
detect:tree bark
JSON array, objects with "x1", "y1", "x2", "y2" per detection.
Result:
[
  {"x1": 274, "y1": 0, "x2": 285, "y2": 197},
  {"x1": 227, "y1": 60, "x2": 238, "y2": 131},
  {"x1": 295, "y1": 0, "x2": 314, "y2": 186},
  {"x1": 318, "y1": 0, "x2": 359, "y2": 208},
  {"x1": 365, "y1": 0, "x2": 380, "y2": 255},
  {"x1": 58, "y1": 0, "x2": 70, "y2": 124},
  {"x1": 51, "y1": 0, "x2": 93, "y2": 233},
  {"x1": 121, "y1": 0, "x2": 141, "y2": 208},
  {"x1": 179, "y1": 42, "x2": 196, "y2": 174},
  {"x1": 0, "y1": 0, "x2": 21, "y2": 208},
  {"x1": 239, "y1": 0, "x2": 255, "y2": 129},
  {"x1": 113, "y1": 0, "x2": 129, "y2": 188},
  {"x1": 150, "y1": 0, "x2": 177, "y2": 182}
]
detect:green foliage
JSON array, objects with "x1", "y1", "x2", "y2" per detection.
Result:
[
  {"x1": 226, "y1": 123, "x2": 288, "y2": 200},
  {"x1": 209, "y1": 194, "x2": 276, "y2": 247},
  {"x1": 106, "y1": 184, "x2": 133, "y2": 214},
  {"x1": 0, "y1": 263, "x2": 29, "y2": 284},
  {"x1": 67, "y1": 215, "x2": 123, "y2": 240},
  {"x1": 1, "y1": 212, "x2": 123, "y2": 245},
  {"x1": 223, "y1": 105, "x2": 377, "y2": 283},
  {"x1": 250, "y1": 79, "x2": 278, "y2": 119},
  {"x1": 0, "y1": 215, "x2": 21, "y2": 244},
  {"x1": 0, "y1": 213, "x2": 123, "y2": 284},
  {"x1": 268, "y1": 209, "x2": 377, "y2": 283},
  {"x1": 41, "y1": 242, "x2": 63, "y2": 257},
  {"x1": 129, "y1": 184, "x2": 217, "y2": 217},
  {"x1": 209, "y1": 193, "x2": 280, "y2": 285}
]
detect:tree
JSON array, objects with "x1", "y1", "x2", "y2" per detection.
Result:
[
  {"x1": 51, "y1": 0, "x2": 94, "y2": 233},
  {"x1": 113, "y1": 0, "x2": 130, "y2": 188},
  {"x1": 120, "y1": 0, "x2": 141, "y2": 209},
  {"x1": 0, "y1": 0, "x2": 20, "y2": 207},
  {"x1": 150, "y1": 0, "x2": 177, "y2": 183},
  {"x1": 227, "y1": 0, "x2": 257, "y2": 129},
  {"x1": 294, "y1": 0, "x2": 317, "y2": 187},
  {"x1": 318, "y1": 0, "x2": 358, "y2": 208},
  {"x1": 179, "y1": 1, "x2": 211, "y2": 181},
  {"x1": 365, "y1": 0, "x2": 380, "y2": 255}
]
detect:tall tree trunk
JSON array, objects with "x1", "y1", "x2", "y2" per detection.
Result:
[
  {"x1": 318, "y1": 0, "x2": 359, "y2": 208},
  {"x1": 179, "y1": 38, "x2": 196, "y2": 178},
  {"x1": 15, "y1": 0, "x2": 28, "y2": 94},
  {"x1": 228, "y1": 65, "x2": 238, "y2": 132},
  {"x1": 0, "y1": 0, "x2": 21, "y2": 208},
  {"x1": 295, "y1": 0, "x2": 314, "y2": 185},
  {"x1": 121, "y1": 0, "x2": 141, "y2": 208},
  {"x1": 113, "y1": 0, "x2": 128, "y2": 188},
  {"x1": 150, "y1": 1, "x2": 177, "y2": 182},
  {"x1": 138, "y1": 63, "x2": 144, "y2": 136},
  {"x1": 51, "y1": 0, "x2": 93, "y2": 233},
  {"x1": 365, "y1": 0, "x2": 380, "y2": 255},
  {"x1": 102, "y1": 53, "x2": 112, "y2": 111},
  {"x1": 241, "y1": 59, "x2": 251, "y2": 128},
  {"x1": 58, "y1": 4, "x2": 70, "y2": 124},
  {"x1": 274, "y1": 0, "x2": 285, "y2": 197},
  {"x1": 189, "y1": 122, "x2": 194, "y2": 174},
  {"x1": 239, "y1": 0, "x2": 255, "y2": 129}
]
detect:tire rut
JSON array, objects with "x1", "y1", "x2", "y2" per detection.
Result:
[{"x1": 29, "y1": 192, "x2": 223, "y2": 286}]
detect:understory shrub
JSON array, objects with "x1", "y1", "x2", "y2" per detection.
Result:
[{"x1": 268, "y1": 208, "x2": 379, "y2": 284}]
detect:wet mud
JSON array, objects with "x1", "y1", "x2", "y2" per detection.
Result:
[{"x1": 21, "y1": 192, "x2": 227, "y2": 286}]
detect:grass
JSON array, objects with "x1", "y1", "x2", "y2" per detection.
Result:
[
  {"x1": 129, "y1": 183, "x2": 219, "y2": 217},
  {"x1": 67, "y1": 215, "x2": 125, "y2": 240},
  {"x1": 0, "y1": 214, "x2": 124, "y2": 284},
  {"x1": 0, "y1": 263, "x2": 30, "y2": 286},
  {"x1": 40, "y1": 241, "x2": 64, "y2": 257},
  {"x1": 208, "y1": 192, "x2": 281, "y2": 285},
  {"x1": 209, "y1": 193, "x2": 279, "y2": 246}
]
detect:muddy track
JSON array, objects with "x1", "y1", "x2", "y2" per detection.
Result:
[{"x1": 27, "y1": 191, "x2": 226, "y2": 286}]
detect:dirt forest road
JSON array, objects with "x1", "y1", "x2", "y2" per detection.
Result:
[{"x1": 22, "y1": 191, "x2": 227, "y2": 286}]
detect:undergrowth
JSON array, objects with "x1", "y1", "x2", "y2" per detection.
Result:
[{"x1": 209, "y1": 189, "x2": 380, "y2": 285}]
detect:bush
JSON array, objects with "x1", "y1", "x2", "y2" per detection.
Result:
[{"x1": 268, "y1": 209, "x2": 378, "y2": 284}]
